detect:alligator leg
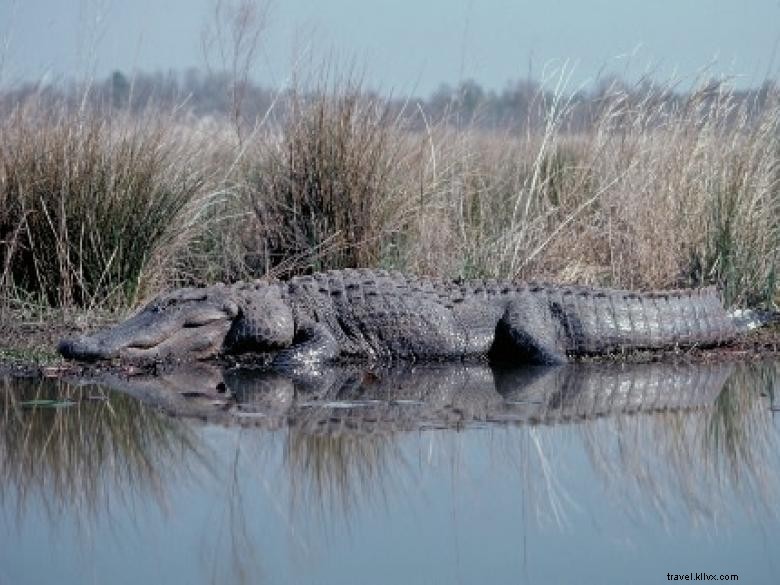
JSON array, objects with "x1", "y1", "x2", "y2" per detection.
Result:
[
  {"x1": 272, "y1": 321, "x2": 340, "y2": 367},
  {"x1": 489, "y1": 298, "x2": 568, "y2": 365}
]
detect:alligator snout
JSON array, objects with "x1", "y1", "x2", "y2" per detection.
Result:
[
  {"x1": 58, "y1": 336, "x2": 119, "y2": 361},
  {"x1": 58, "y1": 287, "x2": 240, "y2": 362}
]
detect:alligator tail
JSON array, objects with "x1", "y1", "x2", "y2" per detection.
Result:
[{"x1": 545, "y1": 286, "x2": 738, "y2": 355}]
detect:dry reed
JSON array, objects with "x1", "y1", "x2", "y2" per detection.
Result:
[{"x1": 1, "y1": 75, "x2": 777, "y2": 312}]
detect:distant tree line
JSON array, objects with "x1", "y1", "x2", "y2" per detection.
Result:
[{"x1": 1, "y1": 68, "x2": 776, "y2": 132}]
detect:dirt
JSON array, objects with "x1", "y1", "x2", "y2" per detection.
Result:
[
  {"x1": 0, "y1": 310, "x2": 119, "y2": 378},
  {"x1": 1, "y1": 311, "x2": 778, "y2": 379}
]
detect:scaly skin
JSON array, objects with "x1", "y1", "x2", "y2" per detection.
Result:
[{"x1": 58, "y1": 269, "x2": 739, "y2": 366}]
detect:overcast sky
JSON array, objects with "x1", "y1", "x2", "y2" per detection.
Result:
[{"x1": 1, "y1": 0, "x2": 778, "y2": 95}]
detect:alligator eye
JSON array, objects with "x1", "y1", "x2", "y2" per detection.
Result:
[{"x1": 222, "y1": 301, "x2": 239, "y2": 318}]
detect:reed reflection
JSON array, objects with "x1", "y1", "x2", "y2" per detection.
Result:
[
  {"x1": 532, "y1": 361, "x2": 780, "y2": 529},
  {"x1": 0, "y1": 375, "x2": 204, "y2": 525}
]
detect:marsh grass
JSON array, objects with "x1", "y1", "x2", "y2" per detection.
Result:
[
  {"x1": 0, "y1": 74, "x2": 777, "y2": 311},
  {"x1": 0, "y1": 96, "x2": 222, "y2": 310},
  {"x1": 237, "y1": 79, "x2": 415, "y2": 276},
  {"x1": 402, "y1": 80, "x2": 779, "y2": 305}
]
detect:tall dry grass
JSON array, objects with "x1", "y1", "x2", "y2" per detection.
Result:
[
  {"x1": 0, "y1": 75, "x2": 777, "y2": 312},
  {"x1": 231, "y1": 78, "x2": 417, "y2": 277},
  {"x1": 0, "y1": 95, "x2": 226, "y2": 310},
  {"x1": 398, "y1": 80, "x2": 779, "y2": 307}
]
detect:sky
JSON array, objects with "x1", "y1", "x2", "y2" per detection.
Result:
[{"x1": 1, "y1": 0, "x2": 778, "y2": 95}]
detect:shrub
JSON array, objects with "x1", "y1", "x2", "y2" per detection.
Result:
[
  {"x1": 237, "y1": 79, "x2": 414, "y2": 276},
  {"x1": 0, "y1": 96, "x2": 218, "y2": 308}
]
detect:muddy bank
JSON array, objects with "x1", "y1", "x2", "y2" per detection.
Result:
[
  {"x1": 0, "y1": 311, "x2": 116, "y2": 377},
  {"x1": 1, "y1": 312, "x2": 778, "y2": 379}
]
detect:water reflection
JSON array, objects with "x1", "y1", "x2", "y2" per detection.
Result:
[
  {"x1": 574, "y1": 362, "x2": 780, "y2": 529},
  {"x1": 0, "y1": 360, "x2": 778, "y2": 584},
  {"x1": 0, "y1": 375, "x2": 204, "y2": 524},
  {"x1": 90, "y1": 360, "x2": 738, "y2": 428}
]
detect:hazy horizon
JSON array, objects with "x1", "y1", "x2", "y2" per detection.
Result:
[{"x1": 1, "y1": 0, "x2": 778, "y2": 95}]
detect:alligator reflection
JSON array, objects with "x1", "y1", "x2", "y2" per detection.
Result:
[
  {"x1": 1, "y1": 361, "x2": 778, "y2": 583},
  {"x1": 96, "y1": 361, "x2": 737, "y2": 429}
]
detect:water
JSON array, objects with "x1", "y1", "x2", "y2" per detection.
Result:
[{"x1": 1, "y1": 360, "x2": 779, "y2": 585}]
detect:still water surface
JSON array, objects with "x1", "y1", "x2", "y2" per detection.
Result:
[{"x1": 1, "y1": 360, "x2": 779, "y2": 585}]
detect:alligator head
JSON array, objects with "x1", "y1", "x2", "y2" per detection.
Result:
[{"x1": 58, "y1": 283, "x2": 295, "y2": 362}]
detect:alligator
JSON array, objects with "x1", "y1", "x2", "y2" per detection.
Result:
[{"x1": 58, "y1": 268, "x2": 740, "y2": 366}]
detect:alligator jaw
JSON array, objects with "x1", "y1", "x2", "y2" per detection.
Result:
[{"x1": 58, "y1": 295, "x2": 238, "y2": 362}]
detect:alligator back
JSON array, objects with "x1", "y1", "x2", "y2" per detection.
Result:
[
  {"x1": 281, "y1": 270, "x2": 507, "y2": 359},
  {"x1": 280, "y1": 270, "x2": 736, "y2": 359}
]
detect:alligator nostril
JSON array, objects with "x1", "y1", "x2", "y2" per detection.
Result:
[{"x1": 57, "y1": 339, "x2": 76, "y2": 359}]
